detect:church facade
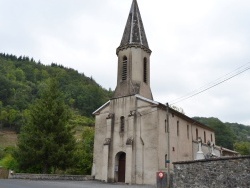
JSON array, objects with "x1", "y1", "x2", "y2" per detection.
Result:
[{"x1": 92, "y1": 0, "x2": 236, "y2": 185}]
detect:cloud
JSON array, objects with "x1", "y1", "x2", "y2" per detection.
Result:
[{"x1": 0, "y1": 0, "x2": 249, "y2": 125}]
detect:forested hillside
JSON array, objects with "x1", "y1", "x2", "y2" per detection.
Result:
[
  {"x1": 193, "y1": 117, "x2": 250, "y2": 155},
  {"x1": 0, "y1": 53, "x2": 113, "y2": 131},
  {"x1": 0, "y1": 52, "x2": 249, "y2": 174}
]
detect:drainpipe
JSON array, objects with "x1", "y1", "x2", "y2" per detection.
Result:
[
  {"x1": 139, "y1": 112, "x2": 144, "y2": 184},
  {"x1": 133, "y1": 96, "x2": 138, "y2": 184},
  {"x1": 166, "y1": 103, "x2": 170, "y2": 188}
]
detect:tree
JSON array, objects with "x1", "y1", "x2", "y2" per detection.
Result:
[
  {"x1": 16, "y1": 78, "x2": 76, "y2": 173},
  {"x1": 234, "y1": 142, "x2": 250, "y2": 155},
  {"x1": 193, "y1": 117, "x2": 236, "y2": 149},
  {"x1": 15, "y1": 68, "x2": 25, "y2": 82},
  {"x1": 80, "y1": 126, "x2": 94, "y2": 174},
  {"x1": 69, "y1": 126, "x2": 94, "y2": 175},
  {"x1": 0, "y1": 147, "x2": 19, "y2": 171},
  {"x1": 0, "y1": 101, "x2": 3, "y2": 128},
  {"x1": 0, "y1": 53, "x2": 113, "y2": 121},
  {"x1": 0, "y1": 110, "x2": 8, "y2": 128}
]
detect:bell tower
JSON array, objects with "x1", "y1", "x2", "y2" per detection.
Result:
[{"x1": 113, "y1": 0, "x2": 153, "y2": 100}]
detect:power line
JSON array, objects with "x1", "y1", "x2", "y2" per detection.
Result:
[
  {"x1": 170, "y1": 62, "x2": 250, "y2": 104},
  {"x1": 170, "y1": 62, "x2": 250, "y2": 105},
  {"x1": 93, "y1": 63, "x2": 250, "y2": 125}
]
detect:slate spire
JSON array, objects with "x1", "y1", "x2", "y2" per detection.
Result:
[{"x1": 117, "y1": 0, "x2": 150, "y2": 53}]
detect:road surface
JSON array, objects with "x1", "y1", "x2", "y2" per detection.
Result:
[{"x1": 0, "y1": 179, "x2": 155, "y2": 188}]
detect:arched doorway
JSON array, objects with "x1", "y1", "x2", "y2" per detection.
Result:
[{"x1": 117, "y1": 152, "x2": 126, "y2": 182}]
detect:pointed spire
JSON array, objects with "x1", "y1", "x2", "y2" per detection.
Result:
[{"x1": 117, "y1": 0, "x2": 150, "y2": 53}]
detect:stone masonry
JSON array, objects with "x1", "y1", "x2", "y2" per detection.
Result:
[
  {"x1": 173, "y1": 156, "x2": 250, "y2": 188},
  {"x1": 9, "y1": 173, "x2": 94, "y2": 181},
  {"x1": 0, "y1": 167, "x2": 9, "y2": 179}
]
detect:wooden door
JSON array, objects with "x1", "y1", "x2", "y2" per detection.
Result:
[{"x1": 118, "y1": 153, "x2": 126, "y2": 182}]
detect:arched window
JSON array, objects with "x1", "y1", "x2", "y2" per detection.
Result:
[
  {"x1": 204, "y1": 131, "x2": 206, "y2": 143},
  {"x1": 120, "y1": 116, "x2": 125, "y2": 132},
  {"x1": 143, "y1": 57, "x2": 147, "y2": 83},
  {"x1": 187, "y1": 124, "x2": 189, "y2": 139},
  {"x1": 122, "y1": 56, "x2": 127, "y2": 81},
  {"x1": 196, "y1": 128, "x2": 198, "y2": 140}
]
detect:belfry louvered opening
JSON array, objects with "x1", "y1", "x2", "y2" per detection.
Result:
[
  {"x1": 122, "y1": 56, "x2": 127, "y2": 81},
  {"x1": 143, "y1": 57, "x2": 147, "y2": 83},
  {"x1": 120, "y1": 116, "x2": 125, "y2": 132}
]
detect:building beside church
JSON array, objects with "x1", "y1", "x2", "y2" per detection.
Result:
[{"x1": 92, "y1": 0, "x2": 238, "y2": 185}]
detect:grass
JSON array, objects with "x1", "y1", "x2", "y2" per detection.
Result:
[
  {"x1": 0, "y1": 131, "x2": 18, "y2": 149},
  {"x1": 0, "y1": 126, "x2": 85, "y2": 150}
]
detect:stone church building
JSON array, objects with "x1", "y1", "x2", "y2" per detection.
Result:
[{"x1": 92, "y1": 0, "x2": 237, "y2": 185}]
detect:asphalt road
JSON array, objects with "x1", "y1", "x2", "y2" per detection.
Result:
[{"x1": 0, "y1": 180, "x2": 156, "y2": 188}]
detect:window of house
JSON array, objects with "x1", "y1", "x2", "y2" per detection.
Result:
[
  {"x1": 167, "y1": 121, "x2": 169, "y2": 133},
  {"x1": 122, "y1": 56, "x2": 127, "y2": 81},
  {"x1": 165, "y1": 119, "x2": 167, "y2": 133},
  {"x1": 177, "y1": 121, "x2": 179, "y2": 136},
  {"x1": 165, "y1": 154, "x2": 168, "y2": 168},
  {"x1": 165, "y1": 119, "x2": 170, "y2": 133},
  {"x1": 211, "y1": 133, "x2": 213, "y2": 142},
  {"x1": 120, "y1": 116, "x2": 125, "y2": 132},
  {"x1": 204, "y1": 131, "x2": 206, "y2": 143},
  {"x1": 196, "y1": 128, "x2": 198, "y2": 140},
  {"x1": 143, "y1": 57, "x2": 147, "y2": 83},
  {"x1": 187, "y1": 124, "x2": 189, "y2": 139}
]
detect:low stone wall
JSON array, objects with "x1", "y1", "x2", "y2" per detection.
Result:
[
  {"x1": 0, "y1": 168, "x2": 9, "y2": 179},
  {"x1": 173, "y1": 156, "x2": 250, "y2": 188},
  {"x1": 9, "y1": 173, "x2": 94, "y2": 181}
]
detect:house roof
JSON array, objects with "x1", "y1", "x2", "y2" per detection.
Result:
[
  {"x1": 93, "y1": 94, "x2": 214, "y2": 132},
  {"x1": 157, "y1": 102, "x2": 214, "y2": 132},
  {"x1": 92, "y1": 100, "x2": 110, "y2": 115}
]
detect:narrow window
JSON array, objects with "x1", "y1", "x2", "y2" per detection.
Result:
[
  {"x1": 120, "y1": 116, "x2": 125, "y2": 132},
  {"x1": 165, "y1": 119, "x2": 169, "y2": 133},
  {"x1": 211, "y1": 134, "x2": 213, "y2": 142},
  {"x1": 122, "y1": 56, "x2": 127, "y2": 81},
  {"x1": 187, "y1": 124, "x2": 189, "y2": 139},
  {"x1": 204, "y1": 131, "x2": 206, "y2": 143},
  {"x1": 143, "y1": 57, "x2": 147, "y2": 83},
  {"x1": 177, "y1": 121, "x2": 179, "y2": 136},
  {"x1": 196, "y1": 128, "x2": 198, "y2": 140},
  {"x1": 165, "y1": 154, "x2": 168, "y2": 168},
  {"x1": 165, "y1": 120, "x2": 167, "y2": 133}
]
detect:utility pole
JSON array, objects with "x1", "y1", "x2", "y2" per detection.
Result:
[{"x1": 166, "y1": 103, "x2": 170, "y2": 188}]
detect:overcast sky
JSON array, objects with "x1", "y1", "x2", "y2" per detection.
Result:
[{"x1": 0, "y1": 0, "x2": 250, "y2": 125}]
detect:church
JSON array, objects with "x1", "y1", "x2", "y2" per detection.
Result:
[{"x1": 92, "y1": 0, "x2": 237, "y2": 185}]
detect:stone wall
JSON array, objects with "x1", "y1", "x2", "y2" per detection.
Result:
[
  {"x1": 173, "y1": 156, "x2": 250, "y2": 188},
  {"x1": 9, "y1": 173, "x2": 94, "y2": 181},
  {"x1": 0, "y1": 168, "x2": 9, "y2": 179}
]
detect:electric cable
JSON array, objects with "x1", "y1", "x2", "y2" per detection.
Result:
[{"x1": 169, "y1": 63, "x2": 250, "y2": 105}]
